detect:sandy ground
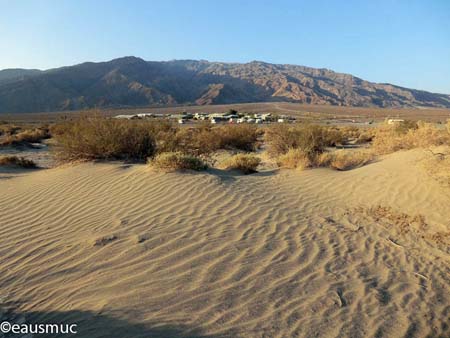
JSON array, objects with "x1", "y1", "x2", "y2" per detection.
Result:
[{"x1": 0, "y1": 149, "x2": 449, "y2": 338}]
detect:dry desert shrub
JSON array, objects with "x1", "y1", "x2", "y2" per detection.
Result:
[
  {"x1": 0, "y1": 124, "x2": 21, "y2": 136},
  {"x1": 0, "y1": 156, "x2": 37, "y2": 168},
  {"x1": 355, "y1": 131, "x2": 374, "y2": 144},
  {"x1": 216, "y1": 124, "x2": 260, "y2": 151},
  {"x1": 154, "y1": 124, "x2": 259, "y2": 156},
  {"x1": 0, "y1": 127, "x2": 50, "y2": 146},
  {"x1": 265, "y1": 124, "x2": 340, "y2": 158},
  {"x1": 52, "y1": 116, "x2": 261, "y2": 162},
  {"x1": 321, "y1": 150, "x2": 375, "y2": 171},
  {"x1": 222, "y1": 153, "x2": 261, "y2": 174},
  {"x1": 53, "y1": 117, "x2": 158, "y2": 161},
  {"x1": 128, "y1": 120, "x2": 258, "y2": 153},
  {"x1": 372, "y1": 121, "x2": 450, "y2": 154},
  {"x1": 276, "y1": 148, "x2": 313, "y2": 169},
  {"x1": 150, "y1": 152, "x2": 207, "y2": 172}
]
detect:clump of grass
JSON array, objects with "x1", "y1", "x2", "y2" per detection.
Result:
[
  {"x1": 150, "y1": 152, "x2": 207, "y2": 172},
  {"x1": 52, "y1": 117, "x2": 158, "y2": 161},
  {"x1": 276, "y1": 148, "x2": 312, "y2": 170},
  {"x1": 317, "y1": 150, "x2": 375, "y2": 171},
  {"x1": 372, "y1": 121, "x2": 450, "y2": 155},
  {"x1": 222, "y1": 153, "x2": 261, "y2": 174},
  {"x1": 0, "y1": 156, "x2": 37, "y2": 168}
]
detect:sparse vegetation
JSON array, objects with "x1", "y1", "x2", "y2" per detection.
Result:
[
  {"x1": 158, "y1": 124, "x2": 259, "y2": 156},
  {"x1": 222, "y1": 153, "x2": 261, "y2": 174},
  {"x1": 372, "y1": 121, "x2": 450, "y2": 154},
  {"x1": 0, "y1": 126, "x2": 50, "y2": 146},
  {"x1": 265, "y1": 124, "x2": 343, "y2": 158},
  {"x1": 216, "y1": 124, "x2": 260, "y2": 151},
  {"x1": 52, "y1": 117, "x2": 158, "y2": 160},
  {"x1": 0, "y1": 156, "x2": 37, "y2": 168},
  {"x1": 52, "y1": 117, "x2": 259, "y2": 161},
  {"x1": 317, "y1": 150, "x2": 375, "y2": 171},
  {"x1": 150, "y1": 152, "x2": 207, "y2": 172}
]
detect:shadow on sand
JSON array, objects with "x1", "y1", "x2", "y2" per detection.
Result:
[{"x1": 5, "y1": 309, "x2": 224, "y2": 338}]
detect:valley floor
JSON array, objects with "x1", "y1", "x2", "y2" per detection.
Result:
[{"x1": 0, "y1": 149, "x2": 449, "y2": 338}]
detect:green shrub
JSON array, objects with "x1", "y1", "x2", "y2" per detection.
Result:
[{"x1": 150, "y1": 152, "x2": 207, "y2": 172}]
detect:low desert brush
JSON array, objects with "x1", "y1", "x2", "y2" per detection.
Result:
[
  {"x1": 222, "y1": 153, "x2": 261, "y2": 174},
  {"x1": 216, "y1": 124, "x2": 260, "y2": 151},
  {"x1": 276, "y1": 148, "x2": 313, "y2": 170},
  {"x1": 0, "y1": 156, "x2": 37, "y2": 168},
  {"x1": 159, "y1": 124, "x2": 260, "y2": 156},
  {"x1": 372, "y1": 121, "x2": 450, "y2": 154},
  {"x1": 150, "y1": 152, "x2": 207, "y2": 172},
  {"x1": 265, "y1": 124, "x2": 340, "y2": 157},
  {"x1": 0, "y1": 127, "x2": 50, "y2": 146},
  {"x1": 53, "y1": 117, "x2": 158, "y2": 160},
  {"x1": 319, "y1": 150, "x2": 375, "y2": 171}
]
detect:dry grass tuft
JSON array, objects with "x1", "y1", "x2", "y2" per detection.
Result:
[
  {"x1": 318, "y1": 150, "x2": 375, "y2": 171},
  {"x1": 0, "y1": 156, "x2": 37, "y2": 168},
  {"x1": 276, "y1": 148, "x2": 313, "y2": 170},
  {"x1": 360, "y1": 205, "x2": 449, "y2": 251},
  {"x1": 150, "y1": 152, "x2": 207, "y2": 172},
  {"x1": 222, "y1": 153, "x2": 261, "y2": 174}
]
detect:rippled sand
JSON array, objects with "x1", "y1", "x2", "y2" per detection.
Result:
[{"x1": 0, "y1": 149, "x2": 449, "y2": 338}]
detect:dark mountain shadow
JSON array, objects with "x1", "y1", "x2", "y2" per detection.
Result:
[{"x1": 4, "y1": 309, "x2": 225, "y2": 338}]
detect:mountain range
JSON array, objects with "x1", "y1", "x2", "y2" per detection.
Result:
[{"x1": 1, "y1": 56, "x2": 449, "y2": 114}]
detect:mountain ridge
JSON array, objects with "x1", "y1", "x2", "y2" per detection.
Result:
[{"x1": 1, "y1": 57, "x2": 449, "y2": 113}]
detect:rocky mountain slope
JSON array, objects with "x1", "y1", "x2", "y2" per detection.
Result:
[{"x1": 1, "y1": 57, "x2": 449, "y2": 113}]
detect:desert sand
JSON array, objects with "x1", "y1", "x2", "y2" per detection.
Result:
[{"x1": 0, "y1": 149, "x2": 449, "y2": 338}]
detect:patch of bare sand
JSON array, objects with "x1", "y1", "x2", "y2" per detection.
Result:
[{"x1": 0, "y1": 150, "x2": 449, "y2": 338}]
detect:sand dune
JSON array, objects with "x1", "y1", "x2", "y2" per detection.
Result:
[{"x1": 0, "y1": 149, "x2": 449, "y2": 338}]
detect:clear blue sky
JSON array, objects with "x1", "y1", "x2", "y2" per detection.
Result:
[{"x1": 1, "y1": 0, "x2": 449, "y2": 93}]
